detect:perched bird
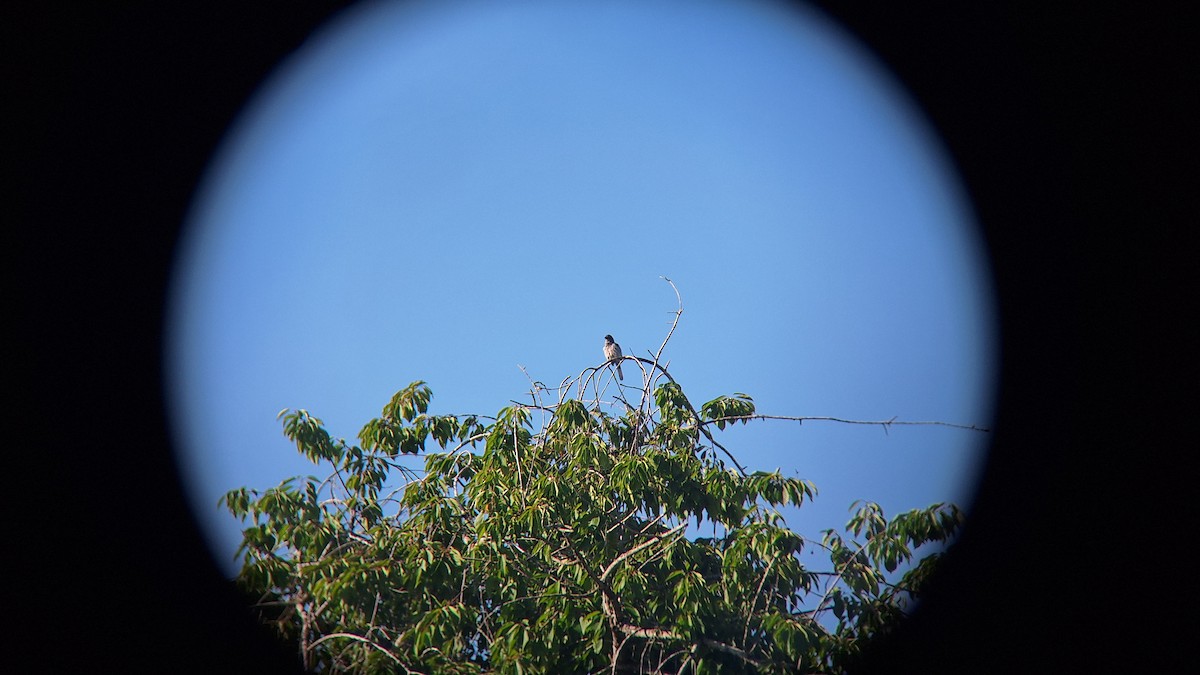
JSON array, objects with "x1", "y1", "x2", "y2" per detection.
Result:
[{"x1": 603, "y1": 334, "x2": 623, "y2": 380}]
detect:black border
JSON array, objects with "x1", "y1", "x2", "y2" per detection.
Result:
[{"x1": 10, "y1": 1, "x2": 1191, "y2": 671}]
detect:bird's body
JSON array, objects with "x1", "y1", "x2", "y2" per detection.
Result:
[{"x1": 603, "y1": 334, "x2": 623, "y2": 380}]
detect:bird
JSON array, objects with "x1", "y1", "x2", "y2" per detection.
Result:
[{"x1": 603, "y1": 334, "x2": 623, "y2": 380}]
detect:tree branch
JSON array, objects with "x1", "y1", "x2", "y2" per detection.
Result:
[
  {"x1": 701, "y1": 414, "x2": 990, "y2": 433},
  {"x1": 601, "y1": 521, "x2": 686, "y2": 582},
  {"x1": 613, "y1": 624, "x2": 764, "y2": 668},
  {"x1": 306, "y1": 632, "x2": 408, "y2": 670}
]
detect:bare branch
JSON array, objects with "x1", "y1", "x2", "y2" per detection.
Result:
[
  {"x1": 613, "y1": 624, "x2": 764, "y2": 668},
  {"x1": 698, "y1": 637, "x2": 764, "y2": 668},
  {"x1": 601, "y1": 521, "x2": 687, "y2": 582},
  {"x1": 701, "y1": 414, "x2": 990, "y2": 433},
  {"x1": 306, "y1": 632, "x2": 408, "y2": 670},
  {"x1": 743, "y1": 555, "x2": 779, "y2": 646},
  {"x1": 649, "y1": 276, "x2": 684, "y2": 381}
]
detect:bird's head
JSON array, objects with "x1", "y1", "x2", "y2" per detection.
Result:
[{"x1": 604, "y1": 334, "x2": 614, "y2": 343}]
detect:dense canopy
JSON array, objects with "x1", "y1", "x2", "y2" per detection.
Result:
[{"x1": 225, "y1": 341, "x2": 964, "y2": 674}]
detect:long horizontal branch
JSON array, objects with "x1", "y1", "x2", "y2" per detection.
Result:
[{"x1": 701, "y1": 414, "x2": 989, "y2": 433}]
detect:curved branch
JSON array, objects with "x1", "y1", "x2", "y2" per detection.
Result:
[
  {"x1": 306, "y1": 632, "x2": 408, "y2": 669},
  {"x1": 628, "y1": 356, "x2": 747, "y2": 474},
  {"x1": 600, "y1": 521, "x2": 687, "y2": 583},
  {"x1": 655, "y1": 276, "x2": 684, "y2": 360},
  {"x1": 646, "y1": 276, "x2": 684, "y2": 391}
]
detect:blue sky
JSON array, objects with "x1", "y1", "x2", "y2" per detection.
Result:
[{"x1": 167, "y1": 0, "x2": 996, "y2": 578}]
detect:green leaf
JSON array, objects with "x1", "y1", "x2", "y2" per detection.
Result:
[{"x1": 228, "y1": 370, "x2": 968, "y2": 673}]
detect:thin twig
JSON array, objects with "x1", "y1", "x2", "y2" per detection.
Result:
[
  {"x1": 701, "y1": 414, "x2": 990, "y2": 433},
  {"x1": 640, "y1": 276, "x2": 684, "y2": 425}
]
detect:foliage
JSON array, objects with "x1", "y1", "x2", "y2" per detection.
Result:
[{"x1": 223, "y1": 353, "x2": 963, "y2": 673}]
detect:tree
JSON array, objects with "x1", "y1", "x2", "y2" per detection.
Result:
[{"x1": 222, "y1": 290, "x2": 972, "y2": 674}]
